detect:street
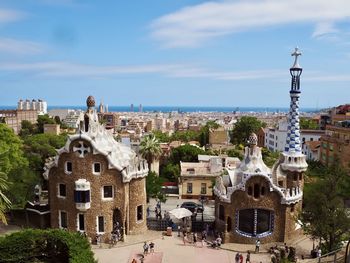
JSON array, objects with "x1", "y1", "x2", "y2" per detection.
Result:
[{"x1": 147, "y1": 197, "x2": 215, "y2": 221}]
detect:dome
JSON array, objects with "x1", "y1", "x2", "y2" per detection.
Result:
[
  {"x1": 86, "y1": 96, "x2": 95, "y2": 108},
  {"x1": 248, "y1": 133, "x2": 258, "y2": 145}
]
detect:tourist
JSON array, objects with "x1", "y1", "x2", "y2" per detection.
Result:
[
  {"x1": 255, "y1": 239, "x2": 260, "y2": 253},
  {"x1": 239, "y1": 253, "x2": 244, "y2": 263},
  {"x1": 177, "y1": 225, "x2": 181, "y2": 237},
  {"x1": 317, "y1": 247, "x2": 322, "y2": 258},
  {"x1": 246, "y1": 251, "x2": 251, "y2": 263},
  {"x1": 193, "y1": 232, "x2": 197, "y2": 246},
  {"x1": 284, "y1": 243, "x2": 289, "y2": 254},
  {"x1": 143, "y1": 241, "x2": 149, "y2": 256},
  {"x1": 201, "y1": 234, "x2": 206, "y2": 248},
  {"x1": 149, "y1": 241, "x2": 155, "y2": 254},
  {"x1": 235, "y1": 252, "x2": 240, "y2": 263},
  {"x1": 147, "y1": 206, "x2": 150, "y2": 218}
]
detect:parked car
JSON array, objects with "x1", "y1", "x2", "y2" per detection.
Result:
[{"x1": 180, "y1": 202, "x2": 204, "y2": 213}]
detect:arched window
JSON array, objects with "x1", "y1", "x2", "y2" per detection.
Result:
[
  {"x1": 84, "y1": 114, "x2": 89, "y2": 132},
  {"x1": 237, "y1": 209, "x2": 273, "y2": 237},
  {"x1": 261, "y1": 186, "x2": 265, "y2": 196},
  {"x1": 253, "y1": 184, "x2": 260, "y2": 198}
]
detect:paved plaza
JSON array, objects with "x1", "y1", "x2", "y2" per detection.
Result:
[{"x1": 93, "y1": 230, "x2": 286, "y2": 263}]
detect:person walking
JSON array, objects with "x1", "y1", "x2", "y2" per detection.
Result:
[
  {"x1": 193, "y1": 232, "x2": 197, "y2": 246},
  {"x1": 143, "y1": 241, "x2": 149, "y2": 256},
  {"x1": 255, "y1": 239, "x2": 260, "y2": 253},
  {"x1": 235, "y1": 252, "x2": 240, "y2": 263},
  {"x1": 246, "y1": 251, "x2": 251, "y2": 263},
  {"x1": 149, "y1": 241, "x2": 155, "y2": 254},
  {"x1": 239, "y1": 253, "x2": 244, "y2": 263}
]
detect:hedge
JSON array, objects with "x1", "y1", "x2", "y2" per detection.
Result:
[{"x1": 0, "y1": 229, "x2": 96, "y2": 263}]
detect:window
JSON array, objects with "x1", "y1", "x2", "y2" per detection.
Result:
[
  {"x1": 58, "y1": 184, "x2": 66, "y2": 198},
  {"x1": 253, "y1": 184, "x2": 260, "y2": 199},
  {"x1": 103, "y1": 186, "x2": 113, "y2": 199},
  {"x1": 137, "y1": 205, "x2": 143, "y2": 221},
  {"x1": 187, "y1": 183, "x2": 193, "y2": 194},
  {"x1": 65, "y1": 161, "x2": 72, "y2": 173},
  {"x1": 78, "y1": 214, "x2": 85, "y2": 231},
  {"x1": 97, "y1": 216, "x2": 104, "y2": 233},
  {"x1": 74, "y1": 190, "x2": 90, "y2": 203},
  {"x1": 247, "y1": 186, "x2": 253, "y2": 196},
  {"x1": 237, "y1": 209, "x2": 273, "y2": 237},
  {"x1": 201, "y1": 183, "x2": 207, "y2": 195},
  {"x1": 93, "y1": 162, "x2": 101, "y2": 174},
  {"x1": 59, "y1": 210, "x2": 67, "y2": 229}
]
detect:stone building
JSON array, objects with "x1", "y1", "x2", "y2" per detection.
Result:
[
  {"x1": 43, "y1": 96, "x2": 148, "y2": 241},
  {"x1": 213, "y1": 48, "x2": 308, "y2": 244}
]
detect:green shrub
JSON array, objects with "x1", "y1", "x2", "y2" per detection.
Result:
[{"x1": 0, "y1": 229, "x2": 96, "y2": 263}]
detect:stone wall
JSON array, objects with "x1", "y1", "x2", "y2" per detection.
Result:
[
  {"x1": 49, "y1": 138, "x2": 146, "y2": 242},
  {"x1": 215, "y1": 175, "x2": 300, "y2": 244}
]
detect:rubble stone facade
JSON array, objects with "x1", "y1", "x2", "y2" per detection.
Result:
[{"x1": 44, "y1": 96, "x2": 148, "y2": 242}]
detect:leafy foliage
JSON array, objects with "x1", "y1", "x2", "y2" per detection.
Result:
[
  {"x1": 0, "y1": 228, "x2": 96, "y2": 263},
  {"x1": 226, "y1": 148, "x2": 244, "y2": 159},
  {"x1": 169, "y1": 144, "x2": 206, "y2": 164},
  {"x1": 0, "y1": 153, "x2": 11, "y2": 224},
  {"x1": 261, "y1": 147, "x2": 280, "y2": 167},
  {"x1": 230, "y1": 116, "x2": 265, "y2": 145},
  {"x1": 160, "y1": 163, "x2": 180, "y2": 182},
  {"x1": 300, "y1": 117, "x2": 319, "y2": 130},
  {"x1": 299, "y1": 163, "x2": 350, "y2": 253},
  {"x1": 146, "y1": 171, "x2": 166, "y2": 202},
  {"x1": 140, "y1": 134, "x2": 162, "y2": 172}
]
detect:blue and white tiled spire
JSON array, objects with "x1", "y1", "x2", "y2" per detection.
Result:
[{"x1": 284, "y1": 47, "x2": 302, "y2": 153}]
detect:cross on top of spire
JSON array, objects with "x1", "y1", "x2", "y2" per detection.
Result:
[{"x1": 291, "y1": 47, "x2": 302, "y2": 69}]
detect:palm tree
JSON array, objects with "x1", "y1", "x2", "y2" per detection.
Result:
[
  {"x1": 139, "y1": 134, "x2": 162, "y2": 175},
  {"x1": 0, "y1": 153, "x2": 11, "y2": 225}
]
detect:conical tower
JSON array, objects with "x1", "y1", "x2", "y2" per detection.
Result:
[{"x1": 280, "y1": 48, "x2": 308, "y2": 173}]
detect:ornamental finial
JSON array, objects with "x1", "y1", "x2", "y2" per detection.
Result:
[{"x1": 291, "y1": 47, "x2": 302, "y2": 69}]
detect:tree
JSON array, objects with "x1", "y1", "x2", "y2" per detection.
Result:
[
  {"x1": 37, "y1": 114, "x2": 56, "y2": 133},
  {"x1": 19, "y1": 120, "x2": 37, "y2": 137},
  {"x1": 140, "y1": 134, "x2": 162, "y2": 173},
  {"x1": 169, "y1": 144, "x2": 206, "y2": 164},
  {"x1": 160, "y1": 163, "x2": 180, "y2": 182},
  {"x1": 298, "y1": 163, "x2": 350, "y2": 253},
  {"x1": 261, "y1": 148, "x2": 280, "y2": 167},
  {"x1": 146, "y1": 171, "x2": 166, "y2": 203},
  {"x1": 0, "y1": 153, "x2": 11, "y2": 225},
  {"x1": 230, "y1": 116, "x2": 265, "y2": 145},
  {"x1": 152, "y1": 130, "x2": 170, "y2": 143},
  {"x1": 0, "y1": 124, "x2": 32, "y2": 208},
  {"x1": 300, "y1": 117, "x2": 319, "y2": 130}
]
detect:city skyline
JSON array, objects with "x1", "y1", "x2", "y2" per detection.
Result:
[{"x1": 1, "y1": 0, "x2": 350, "y2": 107}]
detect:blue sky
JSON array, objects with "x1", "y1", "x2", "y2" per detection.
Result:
[{"x1": 0, "y1": 0, "x2": 350, "y2": 108}]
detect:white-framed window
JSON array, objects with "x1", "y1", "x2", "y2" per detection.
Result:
[
  {"x1": 65, "y1": 161, "x2": 72, "y2": 174},
  {"x1": 102, "y1": 185, "x2": 114, "y2": 200},
  {"x1": 59, "y1": 210, "x2": 68, "y2": 229},
  {"x1": 137, "y1": 205, "x2": 143, "y2": 222},
  {"x1": 96, "y1": 216, "x2": 105, "y2": 233},
  {"x1": 58, "y1": 183, "x2": 66, "y2": 198},
  {"x1": 187, "y1": 183, "x2": 193, "y2": 194},
  {"x1": 93, "y1": 162, "x2": 101, "y2": 175},
  {"x1": 77, "y1": 213, "x2": 85, "y2": 231}
]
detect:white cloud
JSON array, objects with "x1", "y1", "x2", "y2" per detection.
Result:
[
  {"x1": 0, "y1": 38, "x2": 46, "y2": 55},
  {"x1": 151, "y1": 0, "x2": 350, "y2": 47},
  {"x1": 0, "y1": 61, "x2": 285, "y2": 80},
  {"x1": 0, "y1": 60, "x2": 348, "y2": 84},
  {"x1": 312, "y1": 22, "x2": 338, "y2": 38},
  {"x1": 0, "y1": 9, "x2": 24, "y2": 23}
]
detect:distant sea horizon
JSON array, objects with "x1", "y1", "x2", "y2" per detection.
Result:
[{"x1": 0, "y1": 105, "x2": 321, "y2": 113}]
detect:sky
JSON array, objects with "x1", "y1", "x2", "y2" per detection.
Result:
[{"x1": 0, "y1": 0, "x2": 350, "y2": 108}]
